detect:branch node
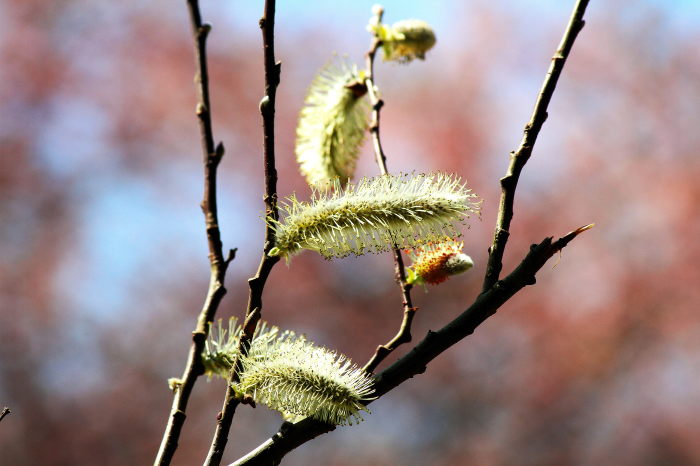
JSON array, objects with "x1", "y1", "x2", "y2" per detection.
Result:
[
  {"x1": 241, "y1": 394, "x2": 257, "y2": 408},
  {"x1": 259, "y1": 95, "x2": 270, "y2": 113},
  {"x1": 225, "y1": 248, "x2": 237, "y2": 266},
  {"x1": 215, "y1": 141, "x2": 225, "y2": 157},
  {"x1": 199, "y1": 23, "x2": 212, "y2": 37}
]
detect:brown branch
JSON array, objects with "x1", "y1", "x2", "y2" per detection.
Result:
[
  {"x1": 203, "y1": 1, "x2": 281, "y2": 464},
  {"x1": 0, "y1": 407, "x2": 10, "y2": 423},
  {"x1": 155, "y1": 1, "x2": 235, "y2": 464},
  {"x1": 362, "y1": 6, "x2": 418, "y2": 374},
  {"x1": 232, "y1": 1, "x2": 591, "y2": 462},
  {"x1": 231, "y1": 225, "x2": 593, "y2": 465},
  {"x1": 482, "y1": 0, "x2": 589, "y2": 292}
]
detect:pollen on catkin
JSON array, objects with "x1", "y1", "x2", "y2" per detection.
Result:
[
  {"x1": 375, "y1": 19, "x2": 436, "y2": 63},
  {"x1": 295, "y1": 60, "x2": 370, "y2": 189},
  {"x1": 201, "y1": 318, "x2": 375, "y2": 426},
  {"x1": 268, "y1": 172, "x2": 481, "y2": 260},
  {"x1": 406, "y1": 238, "x2": 474, "y2": 285}
]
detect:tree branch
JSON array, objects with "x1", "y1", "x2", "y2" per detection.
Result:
[
  {"x1": 155, "y1": 2, "x2": 235, "y2": 464},
  {"x1": 482, "y1": 0, "x2": 589, "y2": 291},
  {"x1": 231, "y1": 1, "x2": 591, "y2": 462},
  {"x1": 204, "y1": 1, "x2": 281, "y2": 464},
  {"x1": 362, "y1": 6, "x2": 418, "y2": 374},
  {"x1": 0, "y1": 407, "x2": 10, "y2": 424},
  {"x1": 231, "y1": 225, "x2": 593, "y2": 466}
]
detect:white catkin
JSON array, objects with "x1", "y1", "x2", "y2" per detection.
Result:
[
  {"x1": 295, "y1": 60, "x2": 370, "y2": 188},
  {"x1": 201, "y1": 319, "x2": 375, "y2": 426},
  {"x1": 269, "y1": 172, "x2": 481, "y2": 259}
]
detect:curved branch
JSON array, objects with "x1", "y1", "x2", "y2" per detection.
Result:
[
  {"x1": 232, "y1": 226, "x2": 592, "y2": 465},
  {"x1": 482, "y1": 0, "x2": 589, "y2": 291},
  {"x1": 231, "y1": 0, "x2": 591, "y2": 463},
  {"x1": 362, "y1": 6, "x2": 418, "y2": 374},
  {"x1": 155, "y1": 1, "x2": 235, "y2": 464},
  {"x1": 0, "y1": 407, "x2": 10, "y2": 424}
]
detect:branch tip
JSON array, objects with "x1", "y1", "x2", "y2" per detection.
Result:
[{"x1": 0, "y1": 407, "x2": 10, "y2": 423}]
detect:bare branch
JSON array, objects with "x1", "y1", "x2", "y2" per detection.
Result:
[
  {"x1": 204, "y1": 1, "x2": 281, "y2": 464},
  {"x1": 232, "y1": 1, "x2": 591, "y2": 462},
  {"x1": 482, "y1": 0, "x2": 589, "y2": 291},
  {"x1": 362, "y1": 6, "x2": 418, "y2": 374},
  {"x1": 155, "y1": 1, "x2": 234, "y2": 464},
  {"x1": 0, "y1": 407, "x2": 10, "y2": 424},
  {"x1": 231, "y1": 226, "x2": 592, "y2": 465}
]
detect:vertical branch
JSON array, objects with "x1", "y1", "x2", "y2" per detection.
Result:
[
  {"x1": 362, "y1": 6, "x2": 417, "y2": 374},
  {"x1": 155, "y1": 2, "x2": 235, "y2": 465},
  {"x1": 204, "y1": 1, "x2": 281, "y2": 464},
  {"x1": 482, "y1": 0, "x2": 589, "y2": 291}
]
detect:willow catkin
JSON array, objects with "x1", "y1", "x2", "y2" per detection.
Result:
[
  {"x1": 202, "y1": 319, "x2": 375, "y2": 426},
  {"x1": 295, "y1": 60, "x2": 370, "y2": 188},
  {"x1": 268, "y1": 172, "x2": 481, "y2": 260}
]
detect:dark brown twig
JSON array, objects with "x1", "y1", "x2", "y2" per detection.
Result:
[
  {"x1": 203, "y1": 1, "x2": 281, "y2": 464},
  {"x1": 232, "y1": 1, "x2": 591, "y2": 463},
  {"x1": 155, "y1": 2, "x2": 235, "y2": 464},
  {"x1": 482, "y1": 0, "x2": 589, "y2": 292},
  {"x1": 0, "y1": 407, "x2": 10, "y2": 423},
  {"x1": 362, "y1": 6, "x2": 418, "y2": 374},
  {"x1": 231, "y1": 225, "x2": 593, "y2": 465}
]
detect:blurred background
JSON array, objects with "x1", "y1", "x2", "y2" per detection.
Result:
[{"x1": 2, "y1": 0, "x2": 700, "y2": 464}]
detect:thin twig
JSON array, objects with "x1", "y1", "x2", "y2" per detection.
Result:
[
  {"x1": 232, "y1": 1, "x2": 591, "y2": 462},
  {"x1": 362, "y1": 6, "x2": 418, "y2": 374},
  {"x1": 203, "y1": 1, "x2": 281, "y2": 464},
  {"x1": 231, "y1": 225, "x2": 593, "y2": 465},
  {"x1": 0, "y1": 407, "x2": 10, "y2": 423},
  {"x1": 155, "y1": 2, "x2": 235, "y2": 464},
  {"x1": 482, "y1": 0, "x2": 589, "y2": 292}
]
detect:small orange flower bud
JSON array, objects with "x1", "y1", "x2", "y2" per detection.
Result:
[{"x1": 407, "y1": 239, "x2": 473, "y2": 285}]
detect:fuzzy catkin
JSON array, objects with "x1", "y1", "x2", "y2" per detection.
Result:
[
  {"x1": 269, "y1": 172, "x2": 481, "y2": 260},
  {"x1": 201, "y1": 319, "x2": 375, "y2": 426},
  {"x1": 296, "y1": 60, "x2": 370, "y2": 188},
  {"x1": 372, "y1": 19, "x2": 437, "y2": 63},
  {"x1": 240, "y1": 335, "x2": 374, "y2": 425}
]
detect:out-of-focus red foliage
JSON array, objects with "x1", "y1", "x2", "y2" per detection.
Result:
[{"x1": 2, "y1": 0, "x2": 700, "y2": 465}]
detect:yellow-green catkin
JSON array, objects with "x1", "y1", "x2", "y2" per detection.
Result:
[
  {"x1": 296, "y1": 60, "x2": 370, "y2": 189},
  {"x1": 268, "y1": 172, "x2": 481, "y2": 260},
  {"x1": 375, "y1": 19, "x2": 437, "y2": 63},
  {"x1": 202, "y1": 319, "x2": 375, "y2": 426}
]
